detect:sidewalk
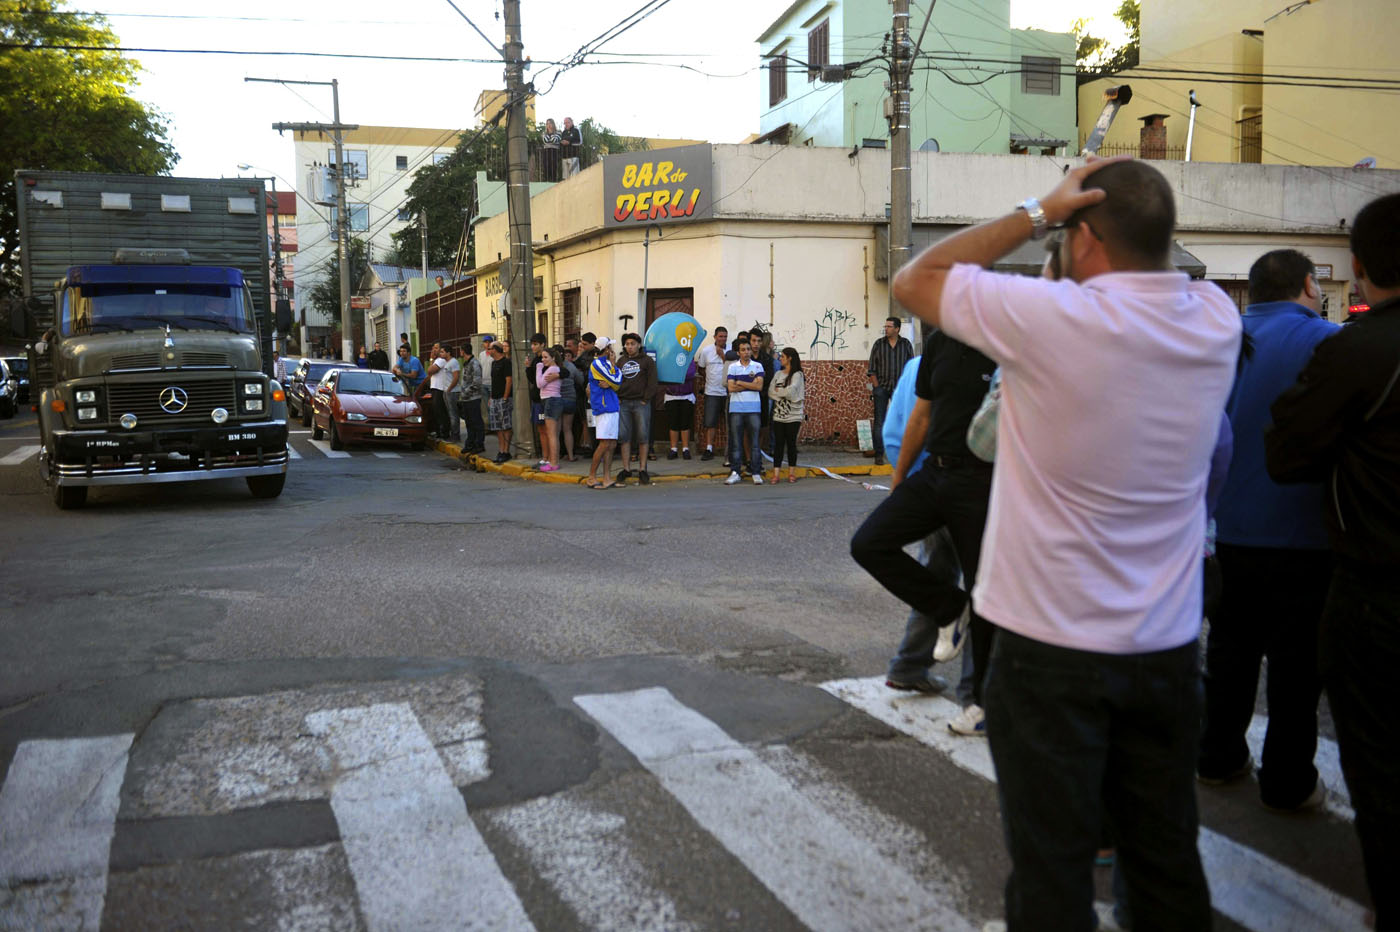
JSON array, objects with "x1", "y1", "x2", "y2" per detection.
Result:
[{"x1": 430, "y1": 434, "x2": 893, "y2": 485}]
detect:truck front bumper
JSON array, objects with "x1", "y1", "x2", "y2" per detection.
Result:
[{"x1": 47, "y1": 420, "x2": 288, "y2": 486}]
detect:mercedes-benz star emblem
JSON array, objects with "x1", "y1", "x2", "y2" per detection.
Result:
[{"x1": 159, "y1": 386, "x2": 189, "y2": 413}]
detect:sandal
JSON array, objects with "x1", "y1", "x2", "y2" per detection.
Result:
[
  {"x1": 584, "y1": 478, "x2": 601, "y2": 488},
  {"x1": 594, "y1": 481, "x2": 618, "y2": 490},
  {"x1": 788, "y1": 475, "x2": 797, "y2": 483}
]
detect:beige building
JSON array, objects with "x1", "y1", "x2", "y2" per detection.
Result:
[
  {"x1": 472, "y1": 144, "x2": 1399, "y2": 441},
  {"x1": 1078, "y1": 0, "x2": 1399, "y2": 168}
]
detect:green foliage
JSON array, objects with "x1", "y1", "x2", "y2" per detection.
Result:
[
  {"x1": 308, "y1": 236, "x2": 370, "y2": 324},
  {"x1": 1075, "y1": 0, "x2": 1141, "y2": 78},
  {"x1": 0, "y1": 1, "x2": 176, "y2": 296},
  {"x1": 385, "y1": 116, "x2": 647, "y2": 272}
]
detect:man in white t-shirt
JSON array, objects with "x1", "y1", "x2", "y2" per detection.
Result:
[
  {"x1": 694, "y1": 326, "x2": 729, "y2": 460},
  {"x1": 425, "y1": 344, "x2": 460, "y2": 442},
  {"x1": 892, "y1": 157, "x2": 1240, "y2": 930}
]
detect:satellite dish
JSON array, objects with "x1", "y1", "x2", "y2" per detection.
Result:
[
  {"x1": 919, "y1": 138, "x2": 940, "y2": 152},
  {"x1": 1354, "y1": 156, "x2": 1377, "y2": 169}
]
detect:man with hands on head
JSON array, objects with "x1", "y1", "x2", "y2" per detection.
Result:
[{"x1": 893, "y1": 156, "x2": 1241, "y2": 932}]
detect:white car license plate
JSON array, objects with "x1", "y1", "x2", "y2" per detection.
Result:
[{"x1": 373, "y1": 427, "x2": 399, "y2": 437}]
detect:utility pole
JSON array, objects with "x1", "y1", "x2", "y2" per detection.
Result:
[
  {"x1": 256, "y1": 76, "x2": 358, "y2": 362},
  {"x1": 888, "y1": 0, "x2": 913, "y2": 328},
  {"x1": 269, "y1": 176, "x2": 287, "y2": 354},
  {"x1": 419, "y1": 211, "x2": 428, "y2": 350},
  {"x1": 503, "y1": 0, "x2": 535, "y2": 455}
]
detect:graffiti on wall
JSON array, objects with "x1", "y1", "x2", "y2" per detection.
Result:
[{"x1": 809, "y1": 307, "x2": 859, "y2": 361}]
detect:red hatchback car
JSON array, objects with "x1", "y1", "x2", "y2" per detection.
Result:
[{"x1": 310, "y1": 368, "x2": 427, "y2": 450}]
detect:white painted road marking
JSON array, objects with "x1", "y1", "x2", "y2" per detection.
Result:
[
  {"x1": 575, "y1": 686, "x2": 977, "y2": 932},
  {"x1": 0, "y1": 444, "x2": 39, "y2": 466},
  {"x1": 306, "y1": 439, "x2": 350, "y2": 459},
  {"x1": 285, "y1": 445, "x2": 302, "y2": 459},
  {"x1": 371, "y1": 451, "x2": 400, "y2": 458},
  {"x1": 0, "y1": 734, "x2": 134, "y2": 931},
  {"x1": 821, "y1": 676, "x2": 1369, "y2": 932},
  {"x1": 305, "y1": 702, "x2": 533, "y2": 932},
  {"x1": 1246, "y1": 714, "x2": 1351, "y2": 820}
]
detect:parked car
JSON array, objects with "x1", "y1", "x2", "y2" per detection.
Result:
[
  {"x1": 310, "y1": 368, "x2": 426, "y2": 450},
  {"x1": 1, "y1": 356, "x2": 29, "y2": 404},
  {"x1": 0, "y1": 359, "x2": 16, "y2": 418},
  {"x1": 286, "y1": 358, "x2": 341, "y2": 426}
]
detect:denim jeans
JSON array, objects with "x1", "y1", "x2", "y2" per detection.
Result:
[
  {"x1": 850, "y1": 462, "x2": 995, "y2": 705},
  {"x1": 618, "y1": 397, "x2": 650, "y2": 447},
  {"x1": 727, "y1": 411, "x2": 760, "y2": 475},
  {"x1": 871, "y1": 386, "x2": 892, "y2": 459},
  {"x1": 984, "y1": 630, "x2": 1210, "y2": 932},
  {"x1": 1319, "y1": 563, "x2": 1400, "y2": 928},
  {"x1": 888, "y1": 526, "x2": 962, "y2": 682},
  {"x1": 443, "y1": 391, "x2": 460, "y2": 442},
  {"x1": 461, "y1": 395, "x2": 485, "y2": 449},
  {"x1": 1198, "y1": 544, "x2": 1330, "y2": 806}
]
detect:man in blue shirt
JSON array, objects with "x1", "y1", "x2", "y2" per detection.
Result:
[
  {"x1": 393, "y1": 345, "x2": 426, "y2": 396},
  {"x1": 1198, "y1": 249, "x2": 1338, "y2": 810}
]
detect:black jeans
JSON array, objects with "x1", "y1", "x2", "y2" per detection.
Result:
[
  {"x1": 849, "y1": 461, "x2": 993, "y2": 703},
  {"x1": 985, "y1": 630, "x2": 1210, "y2": 932},
  {"x1": 461, "y1": 395, "x2": 485, "y2": 450},
  {"x1": 772, "y1": 421, "x2": 800, "y2": 468},
  {"x1": 1198, "y1": 544, "x2": 1330, "y2": 806},
  {"x1": 429, "y1": 388, "x2": 447, "y2": 436},
  {"x1": 1320, "y1": 563, "x2": 1400, "y2": 930}
]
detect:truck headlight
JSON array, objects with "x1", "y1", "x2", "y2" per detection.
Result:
[
  {"x1": 77, "y1": 407, "x2": 98, "y2": 421},
  {"x1": 76, "y1": 389, "x2": 97, "y2": 403},
  {"x1": 346, "y1": 412, "x2": 367, "y2": 421},
  {"x1": 243, "y1": 383, "x2": 262, "y2": 396},
  {"x1": 244, "y1": 398, "x2": 264, "y2": 413}
]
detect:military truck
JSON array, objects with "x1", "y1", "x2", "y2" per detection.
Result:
[{"x1": 15, "y1": 171, "x2": 291, "y2": 508}]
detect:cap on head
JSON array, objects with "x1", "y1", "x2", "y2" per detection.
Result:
[{"x1": 595, "y1": 336, "x2": 613, "y2": 352}]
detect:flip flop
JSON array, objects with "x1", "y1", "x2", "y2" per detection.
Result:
[
  {"x1": 583, "y1": 478, "x2": 601, "y2": 488},
  {"x1": 594, "y1": 481, "x2": 618, "y2": 490}
]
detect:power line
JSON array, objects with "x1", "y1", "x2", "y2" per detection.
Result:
[
  {"x1": 441, "y1": 0, "x2": 501, "y2": 58},
  {"x1": 0, "y1": 42, "x2": 506, "y2": 62}
]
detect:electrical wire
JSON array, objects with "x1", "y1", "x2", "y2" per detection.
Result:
[{"x1": 441, "y1": 0, "x2": 501, "y2": 58}]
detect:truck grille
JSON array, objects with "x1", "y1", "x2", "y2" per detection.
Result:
[
  {"x1": 107, "y1": 379, "x2": 238, "y2": 425},
  {"x1": 181, "y1": 352, "x2": 230, "y2": 366},
  {"x1": 111, "y1": 353, "x2": 161, "y2": 370}
]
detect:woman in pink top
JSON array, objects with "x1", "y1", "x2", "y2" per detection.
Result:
[{"x1": 536, "y1": 346, "x2": 563, "y2": 471}]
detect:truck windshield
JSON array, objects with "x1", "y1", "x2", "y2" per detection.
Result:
[{"x1": 63, "y1": 283, "x2": 256, "y2": 337}]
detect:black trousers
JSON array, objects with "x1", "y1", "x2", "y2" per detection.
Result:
[
  {"x1": 772, "y1": 421, "x2": 800, "y2": 468},
  {"x1": 850, "y1": 461, "x2": 994, "y2": 703},
  {"x1": 1198, "y1": 544, "x2": 1330, "y2": 807}
]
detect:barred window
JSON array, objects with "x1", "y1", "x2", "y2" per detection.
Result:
[
  {"x1": 1021, "y1": 56, "x2": 1060, "y2": 95},
  {"x1": 807, "y1": 20, "x2": 829, "y2": 81}
]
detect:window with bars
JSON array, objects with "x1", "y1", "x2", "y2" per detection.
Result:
[
  {"x1": 1021, "y1": 56, "x2": 1060, "y2": 95},
  {"x1": 1238, "y1": 112, "x2": 1262, "y2": 163},
  {"x1": 807, "y1": 20, "x2": 829, "y2": 81},
  {"x1": 769, "y1": 53, "x2": 788, "y2": 106}
]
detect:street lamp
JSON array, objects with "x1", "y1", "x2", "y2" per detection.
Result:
[{"x1": 239, "y1": 163, "x2": 305, "y2": 354}]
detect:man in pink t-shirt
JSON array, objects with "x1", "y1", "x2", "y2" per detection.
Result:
[{"x1": 893, "y1": 158, "x2": 1240, "y2": 931}]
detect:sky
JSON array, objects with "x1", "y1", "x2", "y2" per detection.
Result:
[{"x1": 79, "y1": 0, "x2": 1131, "y2": 185}]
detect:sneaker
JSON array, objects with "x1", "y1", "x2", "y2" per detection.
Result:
[
  {"x1": 753, "y1": 474, "x2": 764, "y2": 485},
  {"x1": 722, "y1": 459, "x2": 732, "y2": 469},
  {"x1": 701, "y1": 448, "x2": 714, "y2": 461},
  {"x1": 933, "y1": 607, "x2": 970, "y2": 663},
  {"x1": 1197, "y1": 754, "x2": 1254, "y2": 786},
  {"x1": 725, "y1": 471, "x2": 741, "y2": 485},
  {"x1": 885, "y1": 674, "x2": 948, "y2": 694},
  {"x1": 682, "y1": 448, "x2": 692, "y2": 460},
  {"x1": 667, "y1": 448, "x2": 679, "y2": 460},
  {"x1": 639, "y1": 470, "x2": 651, "y2": 485},
  {"x1": 616, "y1": 469, "x2": 631, "y2": 486},
  {"x1": 539, "y1": 463, "x2": 558, "y2": 472},
  {"x1": 947, "y1": 704, "x2": 986, "y2": 736},
  {"x1": 1262, "y1": 781, "x2": 1326, "y2": 813}
]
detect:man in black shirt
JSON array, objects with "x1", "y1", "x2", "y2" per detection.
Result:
[
  {"x1": 867, "y1": 317, "x2": 915, "y2": 465},
  {"x1": 851, "y1": 329, "x2": 996, "y2": 729},
  {"x1": 367, "y1": 342, "x2": 391, "y2": 370},
  {"x1": 487, "y1": 342, "x2": 514, "y2": 463}
]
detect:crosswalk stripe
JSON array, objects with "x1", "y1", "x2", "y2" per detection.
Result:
[
  {"x1": 1246, "y1": 715, "x2": 1351, "y2": 819},
  {"x1": 285, "y1": 445, "x2": 302, "y2": 459},
  {"x1": 575, "y1": 686, "x2": 977, "y2": 932},
  {"x1": 0, "y1": 734, "x2": 134, "y2": 931},
  {"x1": 371, "y1": 451, "x2": 400, "y2": 458},
  {"x1": 821, "y1": 676, "x2": 1369, "y2": 932},
  {"x1": 304, "y1": 702, "x2": 533, "y2": 932},
  {"x1": 306, "y1": 439, "x2": 350, "y2": 459},
  {"x1": 0, "y1": 444, "x2": 38, "y2": 466}
]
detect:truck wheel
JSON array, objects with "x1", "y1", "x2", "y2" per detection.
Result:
[
  {"x1": 53, "y1": 484, "x2": 87, "y2": 509},
  {"x1": 328, "y1": 419, "x2": 344, "y2": 451},
  {"x1": 246, "y1": 474, "x2": 285, "y2": 499},
  {"x1": 312, "y1": 417, "x2": 323, "y2": 441}
]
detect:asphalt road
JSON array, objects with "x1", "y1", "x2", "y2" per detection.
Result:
[{"x1": 0, "y1": 421, "x2": 1374, "y2": 930}]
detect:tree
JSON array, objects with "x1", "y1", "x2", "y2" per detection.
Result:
[
  {"x1": 1075, "y1": 0, "x2": 1140, "y2": 80},
  {"x1": 0, "y1": 2, "x2": 176, "y2": 297},
  {"x1": 386, "y1": 116, "x2": 646, "y2": 272},
  {"x1": 308, "y1": 235, "x2": 369, "y2": 326}
]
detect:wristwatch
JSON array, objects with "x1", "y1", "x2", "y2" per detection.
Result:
[{"x1": 1018, "y1": 197, "x2": 1049, "y2": 240}]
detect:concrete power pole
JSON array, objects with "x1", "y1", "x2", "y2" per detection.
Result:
[
  {"x1": 889, "y1": 0, "x2": 913, "y2": 327},
  {"x1": 261, "y1": 76, "x2": 358, "y2": 361},
  {"x1": 503, "y1": 0, "x2": 535, "y2": 455}
]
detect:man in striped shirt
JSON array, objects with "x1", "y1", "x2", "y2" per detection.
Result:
[{"x1": 867, "y1": 317, "x2": 914, "y2": 465}]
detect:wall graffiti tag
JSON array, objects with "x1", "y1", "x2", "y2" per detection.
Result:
[{"x1": 809, "y1": 307, "x2": 858, "y2": 360}]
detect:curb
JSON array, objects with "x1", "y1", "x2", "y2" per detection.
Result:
[{"x1": 431, "y1": 439, "x2": 893, "y2": 485}]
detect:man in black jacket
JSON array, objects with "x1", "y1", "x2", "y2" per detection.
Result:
[{"x1": 1266, "y1": 192, "x2": 1400, "y2": 930}]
